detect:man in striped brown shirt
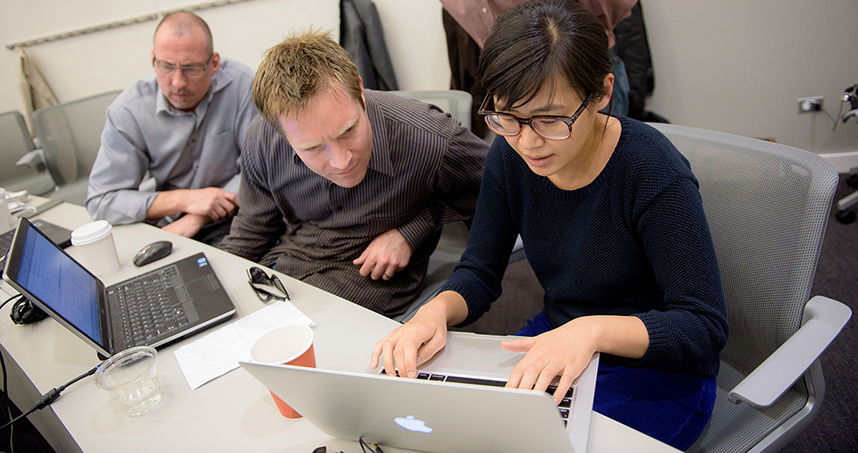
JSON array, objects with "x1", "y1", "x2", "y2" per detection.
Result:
[{"x1": 218, "y1": 30, "x2": 488, "y2": 317}]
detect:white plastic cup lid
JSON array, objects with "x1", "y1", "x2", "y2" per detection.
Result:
[{"x1": 71, "y1": 220, "x2": 114, "y2": 246}]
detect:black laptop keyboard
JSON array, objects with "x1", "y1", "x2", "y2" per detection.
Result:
[
  {"x1": 381, "y1": 370, "x2": 574, "y2": 426},
  {"x1": 115, "y1": 265, "x2": 190, "y2": 345}
]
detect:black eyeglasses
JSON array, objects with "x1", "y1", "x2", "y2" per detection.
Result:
[
  {"x1": 478, "y1": 92, "x2": 594, "y2": 140},
  {"x1": 152, "y1": 53, "x2": 213, "y2": 78},
  {"x1": 247, "y1": 266, "x2": 290, "y2": 302}
]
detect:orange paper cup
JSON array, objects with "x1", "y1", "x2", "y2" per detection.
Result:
[{"x1": 250, "y1": 324, "x2": 315, "y2": 418}]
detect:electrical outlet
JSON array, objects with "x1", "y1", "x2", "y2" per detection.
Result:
[{"x1": 798, "y1": 96, "x2": 824, "y2": 113}]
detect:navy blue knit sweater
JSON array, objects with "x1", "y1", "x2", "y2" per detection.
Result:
[{"x1": 443, "y1": 116, "x2": 728, "y2": 377}]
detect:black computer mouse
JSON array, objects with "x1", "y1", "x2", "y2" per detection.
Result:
[{"x1": 133, "y1": 241, "x2": 173, "y2": 267}]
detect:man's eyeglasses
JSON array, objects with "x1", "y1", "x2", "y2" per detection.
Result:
[
  {"x1": 152, "y1": 53, "x2": 213, "y2": 78},
  {"x1": 478, "y1": 92, "x2": 594, "y2": 140},
  {"x1": 247, "y1": 266, "x2": 290, "y2": 302}
]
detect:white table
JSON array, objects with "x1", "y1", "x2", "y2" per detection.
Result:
[{"x1": 0, "y1": 201, "x2": 678, "y2": 453}]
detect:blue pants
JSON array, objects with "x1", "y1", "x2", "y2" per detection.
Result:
[{"x1": 517, "y1": 312, "x2": 715, "y2": 450}]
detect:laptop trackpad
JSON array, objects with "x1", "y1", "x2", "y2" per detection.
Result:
[{"x1": 436, "y1": 335, "x2": 525, "y2": 378}]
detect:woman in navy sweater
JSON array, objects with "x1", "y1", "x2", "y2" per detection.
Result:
[{"x1": 371, "y1": 0, "x2": 728, "y2": 448}]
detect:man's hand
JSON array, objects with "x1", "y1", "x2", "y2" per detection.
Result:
[
  {"x1": 353, "y1": 228, "x2": 413, "y2": 281},
  {"x1": 147, "y1": 188, "x2": 239, "y2": 222},
  {"x1": 161, "y1": 214, "x2": 209, "y2": 238},
  {"x1": 180, "y1": 187, "x2": 239, "y2": 221}
]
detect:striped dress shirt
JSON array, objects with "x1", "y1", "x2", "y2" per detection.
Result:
[{"x1": 219, "y1": 90, "x2": 488, "y2": 316}]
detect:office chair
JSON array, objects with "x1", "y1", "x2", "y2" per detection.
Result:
[
  {"x1": 0, "y1": 110, "x2": 55, "y2": 195},
  {"x1": 390, "y1": 90, "x2": 472, "y2": 131},
  {"x1": 32, "y1": 90, "x2": 122, "y2": 205},
  {"x1": 388, "y1": 90, "x2": 473, "y2": 322},
  {"x1": 649, "y1": 123, "x2": 851, "y2": 453}
]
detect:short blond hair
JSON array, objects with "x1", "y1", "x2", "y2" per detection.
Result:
[{"x1": 253, "y1": 29, "x2": 363, "y2": 129}]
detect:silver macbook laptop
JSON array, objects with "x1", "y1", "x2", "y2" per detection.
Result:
[
  {"x1": 2, "y1": 217, "x2": 236, "y2": 358},
  {"x1": 241, "y1": 331, "x2": 598, "y2": 453}
]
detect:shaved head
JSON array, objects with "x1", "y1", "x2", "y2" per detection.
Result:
[
  {"x1": 154, "y1": 11, "x2": 213, "y2": 55},
  {"x1": 151, "y1": 11, "x2": 219, "y2": 112}
]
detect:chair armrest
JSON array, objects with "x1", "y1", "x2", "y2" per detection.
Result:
[
  {"x1": 728, "y1": 296, "x2": 852, "y2": 407},
  {"x1": 15, "y1": 149, "x2": 47, "y2": 172}
]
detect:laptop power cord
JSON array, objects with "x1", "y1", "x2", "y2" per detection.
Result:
[
  {"x1": 1, "y1": 296, "x2": 102, "y2": 431},
  {"x1": 0, "y1": 359, "x2": 99, "y2": 431}
]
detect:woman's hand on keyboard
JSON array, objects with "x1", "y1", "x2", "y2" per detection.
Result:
[
  {"x1": 370, "y1": 291, "x2": 468, "y2": 379},
  {"x1": 502, "y1": 315, "x2": 649, "y2": 404}
]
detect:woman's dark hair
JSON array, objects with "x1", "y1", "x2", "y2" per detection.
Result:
[{"x1": 479, "y1": 0, "x2": 612, "y2": 112}]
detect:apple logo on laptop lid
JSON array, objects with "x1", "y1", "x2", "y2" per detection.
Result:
[{"x1": 394, "y1": 415, "x2": 433, "y2": 433}]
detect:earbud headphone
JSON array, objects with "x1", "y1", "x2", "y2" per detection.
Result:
[
  {"x1": 834, "y1": 83, "x2": 858, "y2": 128},
  {"x1": 10, "y1": 296, "x2": 48, "y2": 325},
  {"x1": 844, "y1": 84, "x2": 858, "y2": 109}
]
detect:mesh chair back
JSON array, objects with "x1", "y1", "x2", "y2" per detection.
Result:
[
  {"x1": 390, "y1": 90, "x2": 473, "y2": 131},
  {"x1": 32, "y1": 91, "x2": 121, "y2": 186},
  {"x1": 0, "y1": 111, "x2": 36, "y2": 183},
  {"x1": 0, "y1": 110, "x2": 55, "y2": 195},
  {"x1": 651, "y1": 124, "x2": 838, "y2": 453}
]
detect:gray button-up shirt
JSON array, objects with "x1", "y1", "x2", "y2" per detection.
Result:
[{"x1": 86, "y1": 59, "x2": 258, "y2": 224}]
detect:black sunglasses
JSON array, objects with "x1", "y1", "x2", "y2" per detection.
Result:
[{"x1": 247, "y1": 266, "x2": 290, "y2": 302}]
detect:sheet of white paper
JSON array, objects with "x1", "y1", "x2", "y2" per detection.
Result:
[{"x1": 174, "y1": 301, "x2": 315, "y2": 390}]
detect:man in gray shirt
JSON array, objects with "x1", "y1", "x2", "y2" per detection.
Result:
[
  {"x1": 218, "y1": 30, "x2": 488, "y2": 317},
  {"x1": 86, "y1": 11, "x2": 258, "y2": 245}
]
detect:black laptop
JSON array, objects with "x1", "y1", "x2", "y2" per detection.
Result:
[
  {"x1": 2, "y1": 217, "x2": 236, "y2": 358},
  {"x1": 0, "y1": 219, "x2": 71, "y2": 272}
]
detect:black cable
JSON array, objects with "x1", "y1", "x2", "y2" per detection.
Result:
[
  {"x1": 1, "y1": 295, "x2": 19, "y2": 310},
  {"x1": 359, "y1": 437, "x2": 385, "y2": 453},
  {"x1": 1, "y1": 295, "x2": 21, "y2": 452},
  {"x1": 0, "y1": 295, "x2": 100, "y2": 452},
  {"x1": 833, "y1": 95, "x2": 846, "y2": 131},
  {"x1": 833, "y1": 84, "x2": 858, "y2": 131},
  {"x1": 1, "y1": 341, "x2": 9, "y2": 453},
  {"x1": 0, "y1": 363, "x2": 99, "y2": 431},
  {"x1": 822, "y1": 108, "x2": 838, "y2": 129}
]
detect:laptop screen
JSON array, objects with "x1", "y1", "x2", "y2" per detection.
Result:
[{"x1": 10, "y1": 220, "x2": 102, "y2": 344}]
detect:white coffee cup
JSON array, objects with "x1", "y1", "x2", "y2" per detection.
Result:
[
  {"x1": 0, "y1": 189, "x2": 15, "y2": 233},
  {"x1": 71, "y1": 220, "x2": 121, "y2": 277}
]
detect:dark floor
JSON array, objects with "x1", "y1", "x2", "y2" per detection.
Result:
[{"x1": 2, "y1": 175, "x2": 857, "y2": 452}]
